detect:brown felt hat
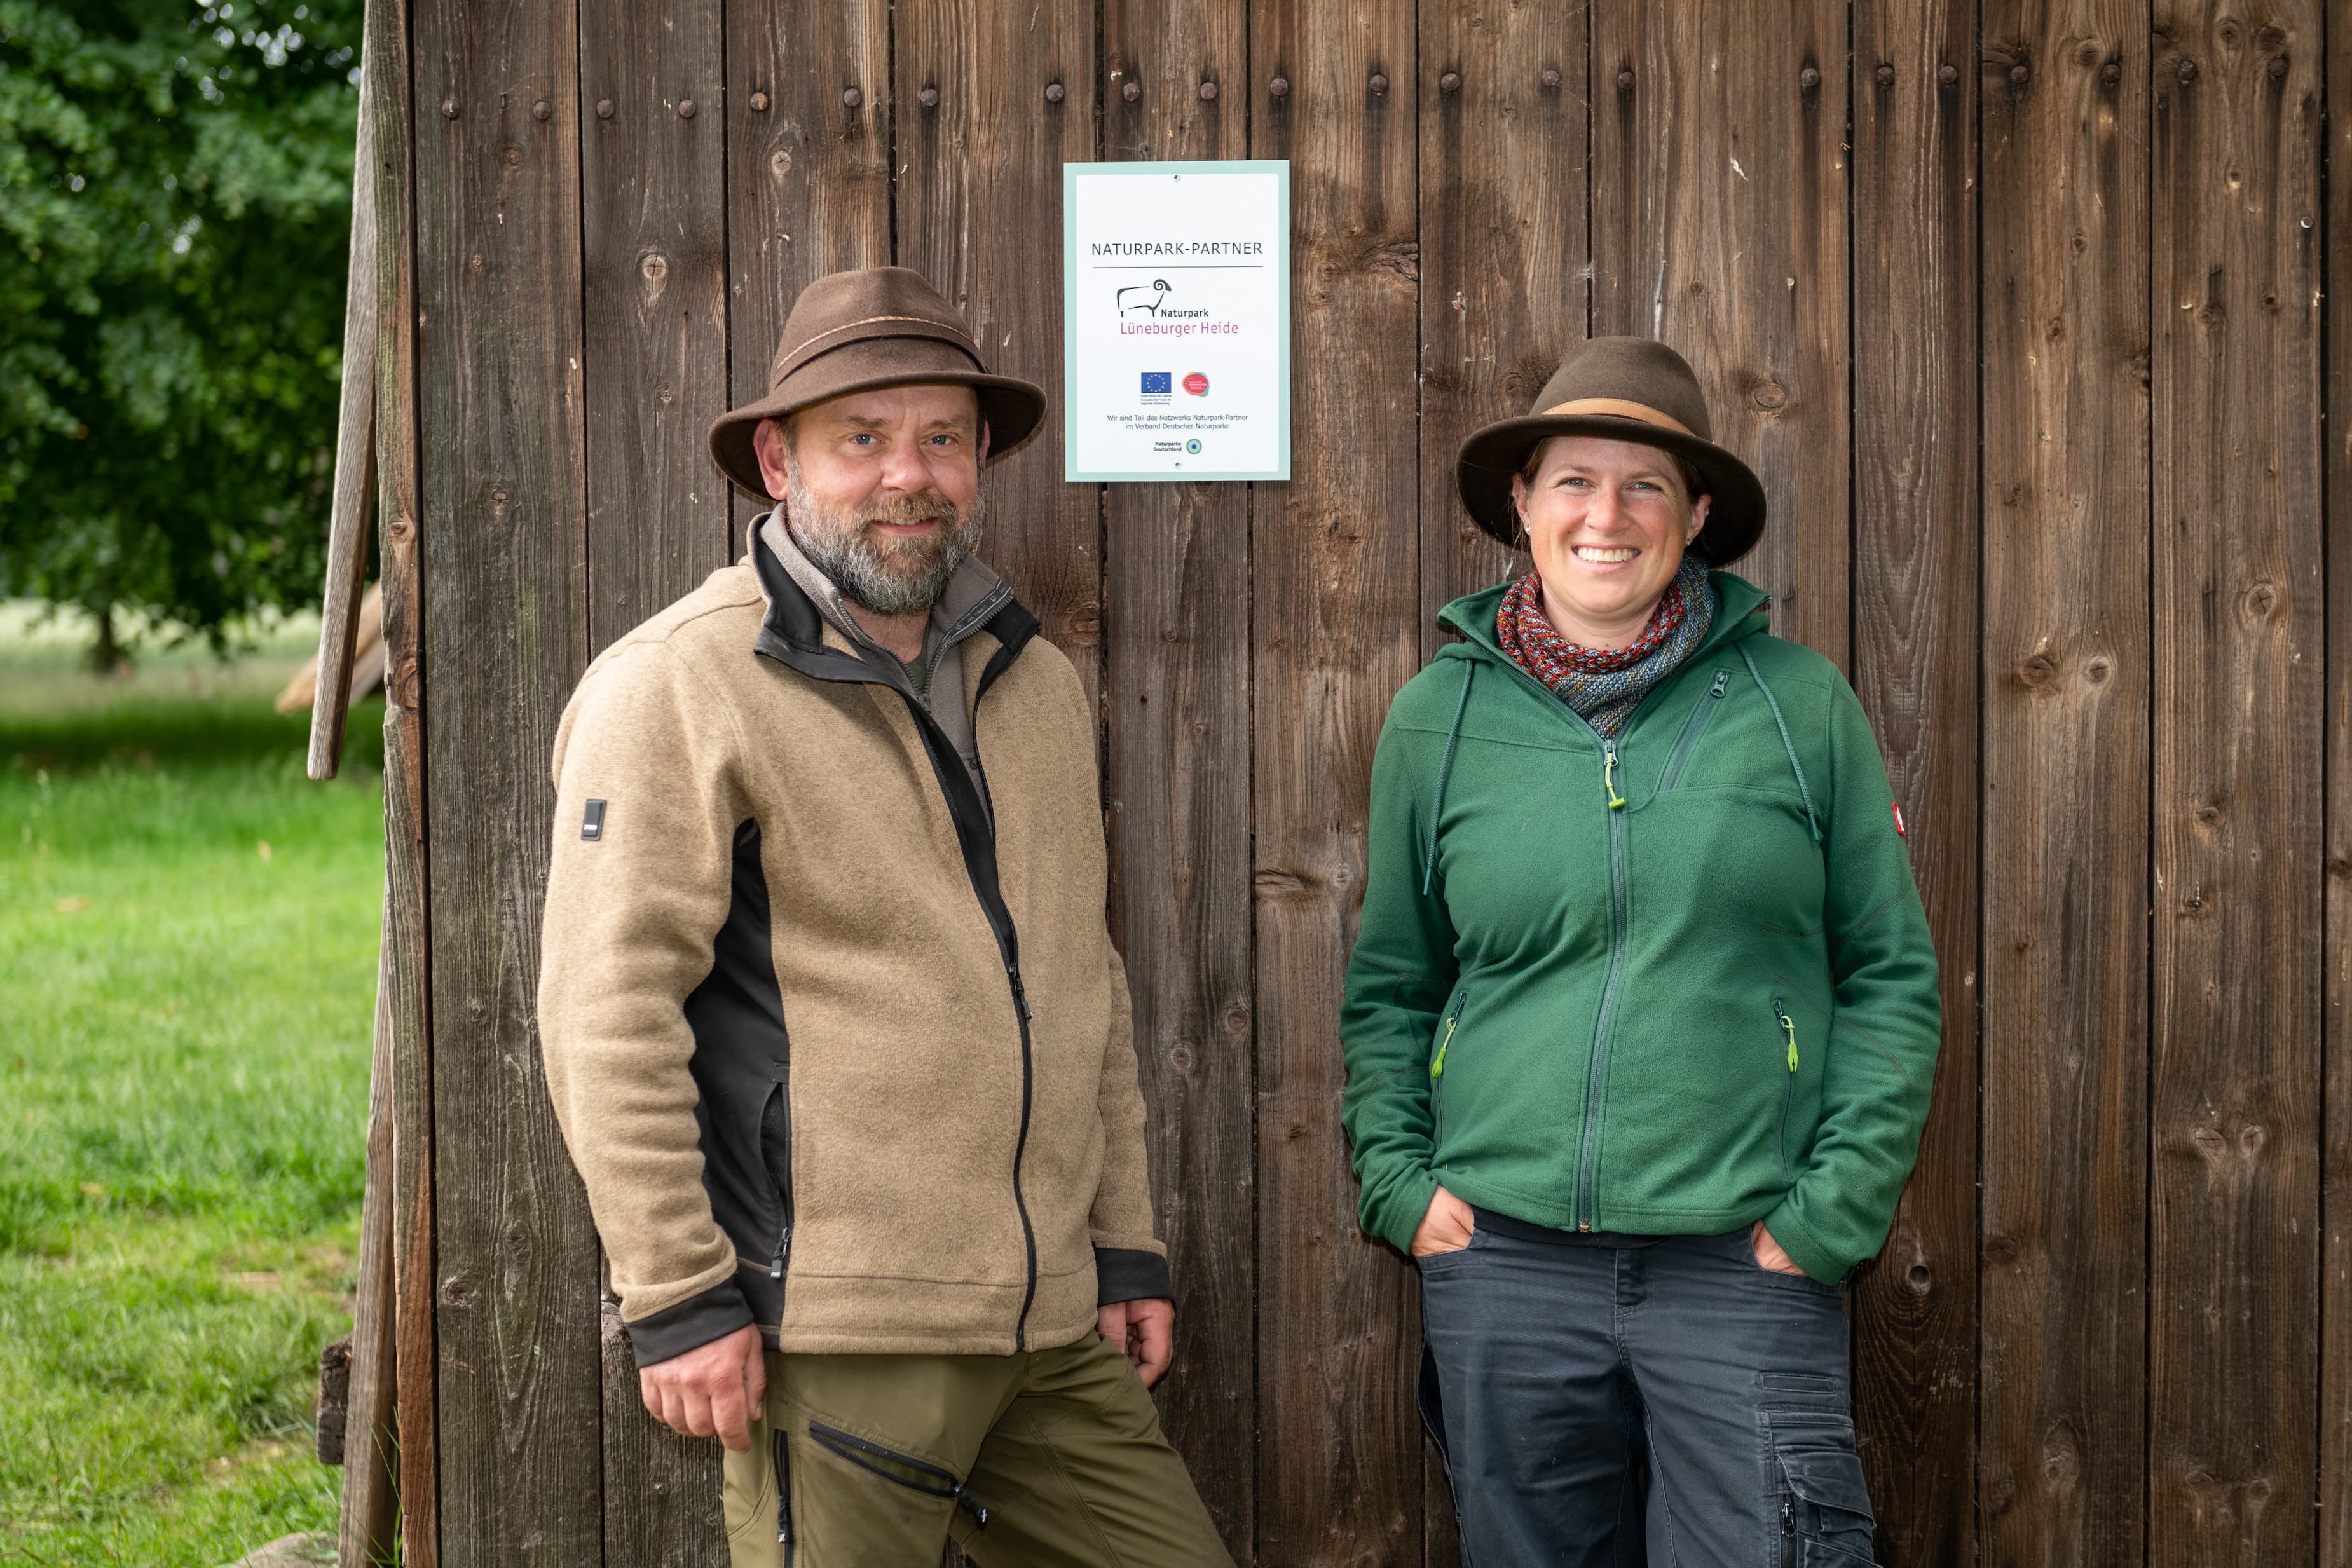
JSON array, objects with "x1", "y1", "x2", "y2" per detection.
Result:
[
  {"x1": 1456, "y1": 336, "x2": 1767, "y2": 566},
  {"x1": 708, "y1": 266, "x2": 1048, "y2": 498}
]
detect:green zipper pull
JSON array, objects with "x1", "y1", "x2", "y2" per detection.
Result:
[
  {"x1": 1603, "y1": 740, "x2": 1625, "y2": 809},
  {"x1": 1777, "y1": 1005, "x2": 1798, "y2": 1072},
  {"x1": 1432, "y1": 993, "x2": 1466, "y2": 1077}
]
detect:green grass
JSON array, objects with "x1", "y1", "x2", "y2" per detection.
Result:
[{"x1": 0, "y1": 604, "x2": 386, "y2": 1565}]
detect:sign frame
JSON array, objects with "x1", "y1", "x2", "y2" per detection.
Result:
[{"x1": 1061, "y1": 159, "x2": 1292, "y2": 483}]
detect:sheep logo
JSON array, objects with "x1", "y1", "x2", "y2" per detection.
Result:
[{"x1": 1116, "y1": 279, "x2": 1173, "y2": 317}]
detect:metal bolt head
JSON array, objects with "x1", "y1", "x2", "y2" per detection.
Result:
[
  {"x1": 1369, "y1": 72, "x2": 1388, "y2": 95},
  {"x1": 1540, "y1": 67, "x2": 1561, "y2": 89},
  {"x1": 1617, "y1": 66, "x2": 1636, "y2": 92},
  {"x1": 441, "y1": 99, "x2": 460, "y2": 119},
  {"x1": 1440, "y1": 71, "x2": 1461, "y2": 93},
  {"x1": 919, "y1": 85, "x2": 940, "y2": 108},
  {"x1": 749, "y1": 90, "x2": 770, "y2": 112},
  {"x1": 1875, "y1": 62, "x2": 1895, "y2": 86},
  {"x1": 2176, "y1": 57, "x2": 2198, "y2": 84},
  {"x1": 842, "y1": 85, "x2": 863, "y2": 109},
  {"x1": 594, "y1": 98, "x2": 613, "y2": 119},
  {"x1": 2101, "y1": 60, "x2": 2121, "y2": 84},
  {"x1": 531, "y1": 99, "x2": 551, "y2": 121},
  {"x1": 678, "y1": 97, "x2": 697, "y2": 118},
  {"x1": 1799, "y1": 65, "x2": 1821, "y2": 89},
  {"x1": 1045, "y1": 81, "x2": 1065, "y2": 103},
  {"x1": 2009, "y1": 62, "x2": 2030, "y2": 86},
  {"x1": 2267, "y1": 55, "x2": 2288, "y2": 78},
  {"x1": 1269, "y1": 76, "x2": 1290, "y2": 99},
  {"x1": 1199, "y1": 80, "x2": 1218, "y2": 101},
  {"x1": 1121, "y1": 79, "x2": 1140, "y2": 102},
  {"x1": 1939, "y1": 62, "x2": 1959, "y2": 86}
]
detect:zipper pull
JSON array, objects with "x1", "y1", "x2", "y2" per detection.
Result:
[
  {"x1": 954, "y1": 1486, "x2": 991, "y2": 1529},
  {"x1": 774, "y1": 1433, "x2": 793, "y2": 1544},
  {"x1": 1777, "y1": 1006, "x2": 1798, "y2": 1072},
  {"x1": 1603, "y1": 740, "x2": 1625, "y2": 809},
  {"x1": 1007, "y1": 964, "x2": 1034, "y2": 1023},
  {"x1": 1711, "y1": 669, "x2": 1730, "y2": 698},
  {"x1": 770, "y1": 1222, "x2": 791, "y2": 1279}
]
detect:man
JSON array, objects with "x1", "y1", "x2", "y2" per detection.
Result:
[{"x1": 537, "y1": 267, "x2": 1231, "y2": 1567}]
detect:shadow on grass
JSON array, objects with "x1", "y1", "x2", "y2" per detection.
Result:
[{"x1": 2, "y1": 697, "x2": 388, "y2": 775}]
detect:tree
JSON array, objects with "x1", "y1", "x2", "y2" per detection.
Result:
[{"x1": 0, "y1": 0, "x2": 362, "y2": 666}]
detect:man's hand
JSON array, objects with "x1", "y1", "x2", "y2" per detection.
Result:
[
  {"x1": 1411, "y1": 1185, "x2": 1477, "y2": 1257},
  {"x1": 1098, "y1": 1298, "x2": 1176, "y2": 1388},
  {"x1": 1750, "y1": 1219, "x2": 1807, "y2": 1278},
  {"x1": 639, "y1": 1322, "x2": 767, "y2": 1452}
]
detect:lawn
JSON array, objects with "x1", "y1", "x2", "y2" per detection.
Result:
[{"x1": 0, "y1": 606, "x2": 385, "y2": 1565}]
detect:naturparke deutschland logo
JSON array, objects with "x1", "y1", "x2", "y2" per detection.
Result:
[
  {"x1": 1182, "y1": 372, "x2": 1210, "y2": 397},
  {"x1": 1185, "y1": 438, "x2": 1203, "y2": 455}
]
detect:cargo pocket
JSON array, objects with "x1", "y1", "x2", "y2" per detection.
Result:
[
  {"x1": 722, "y1": 1418, "x2": 788, "y2": 1567},
  {"x1": 807, "y1": 1420, "x2": 991, "y2": 1531},
  {"x1": 1775, "y1": 1443, "x2": 1878, "y2": 1567}
]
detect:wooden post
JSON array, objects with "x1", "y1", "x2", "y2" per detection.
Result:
[
  {"x1": 2323, "y1": 2, "x2": 2352, "y2": 1558},
  {"x1": 336, "y1": 917, "x2": 401, "y2": 1567}
]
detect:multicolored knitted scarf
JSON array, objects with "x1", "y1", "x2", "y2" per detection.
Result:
[{"x1": 1495, "y1": 557, "x2": 1714, "y2": 739}]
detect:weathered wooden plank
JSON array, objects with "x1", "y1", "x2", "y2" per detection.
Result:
[
  {"x1": 2147, "y1": 8, "x2": 2323, "y2": 1564},
  {"x1": 338, "y1": 906, "x2": 400, "y2": 1568},
  {"x1": 1245, "y1": 8, "x2": 1424, "y2": 1564},
  {"x1": 1097, "y1": 0, "x2": 1254, "y2": 1558},
  {"x1": 1977, "y1": 5, "x2": 2150, "y2": 1563},
  {"x1": 580, "y1": 0, "x2": 732, "y2": 647},
  {"x1": 1412, "y1": 14, "x2": 1587, "y2": 1564},
  {"x1": 1588, "y1": 0, "x2": 1849, "y2": 667},
  {"x1": 412, "y1": 0, "x2": 603, "y2": 1558},
  {"x1": 575, "y1": 3, "x2": 730, "y2": 1561},
  {"x1": 725, "y1": 0, "x2": 892, "y2": 537},
  {"x1": 1847, "y1": 4, "x2": 1978, "y2": 1564},
  {"x1": 894, "y1": 0, "x2": 1102, "y2": 702},
  {"x1": 2324, "y1": 5, "x2": 2352, "y2": 1560}
]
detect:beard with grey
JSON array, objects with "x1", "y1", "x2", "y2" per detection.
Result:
[{"x1": 781, "y1": 454, "x2": 987, "y2": 616}]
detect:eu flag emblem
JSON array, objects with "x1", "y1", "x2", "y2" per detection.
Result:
[{"x1": 1140, "y1": 372, "x2": 1172, "y2": 395}]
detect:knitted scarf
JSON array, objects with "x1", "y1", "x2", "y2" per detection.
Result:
[{"x1": 1495, "y1": 558, "x2": 1714, "y2": 739}]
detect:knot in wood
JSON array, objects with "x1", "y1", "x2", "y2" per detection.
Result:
[
  {"x1": 1982, "y1": 1234, "x2": 2020, "y2": 1266},
  {"x1": 1905, "y1": 1264, "x2": 1931, "y2": 1292},
  {"x1": 1044, "y1": 81, "x2": 1065, "y2": 104},
  {"x1": 1121, "y1": 80, "x2": 1140, "y2": 101},
  {"x1": 2194, "y1": 803, "x2": 2220, "y2": 826},
  {"x1": 1751, "y1": 380, "x2": 1788, "y2": 412},
  {"x1": 678, "y1": 97, "x2": 697, "y2": 119},
  {"x1": 1939, "y1": 62, "x2": 1959, "y2": 85},
  {"x1": 920, "y1": 85, "x2": 940, "y2": 107},
  {"x1": 1199, "y1": 79, "x2": 1219, "y2": 100},
  {"x1": 1617, "y1": 65, "x2": 1636, "y2": 92},
  {"x1": 531, "y1": 99, "x2": 551, "y2": 121},
  {"x1": 1168, "y1": 1042, "x2": 1196, "y2": 1071},
  {"x1": 595, "y1": 98, "x2": 613, "y2": 119},
  {"x1": 2016, "y1": 653, "x2": 2057, "y2": 687},
  {"x1": 2175, "y1": 57, "x2": 2199, "y2": 84},
  {"x1": 1541, "y1": 67, "x2": 1561, "y2": 88},
  {"x1": 2075, "y1": 43, "x2": 2102, "y2": 67},
  {"x1": 2084, "y1": 658, "x2": 2110, "y2": 683},
  {"x1": 2243, "y1": 580, "x2": 2278, "y2": 617},
  {"x1": 2246, "y1": 1476, "x2": 2273, "y2": 1503},
  {"x1": 770, "y1": 149, "x2": 792, "y2": 177},
  {"x1": 1269, "y1": 76, "x2": 1290, "y2": 99},
  {"x1": 1799, "y1": 65, "x2": 1821, "y2": 90},
  {"x1": 749, "y1": 91, "x2": 770, "y2": 112},
  {"x1": 2267, "y1": 55, "x2": 2290, "y2": 78},
  {"x1": 2239, "y1": 1122, "x2": 2266, "y2": 1157},
  {"x1": 439, "y1": 1274, "x2": 477, "y2": 1307},
  {"x1": 842, "y1": 85, "x2": 864, "y2": 109},
  {"x1": 1874, "y1": 62, "x2": 1895, "y2": 86},
  {"x1": 1368, "y1": 72, "x2": 1390, "y2": 95},
  {"x1": 500, "y1": 144, "x2": 522, "y2": 169}
]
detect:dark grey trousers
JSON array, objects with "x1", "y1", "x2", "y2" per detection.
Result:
[{"x1": 1417, "y1": 1219, "x2": 1879, "y2": 1568}]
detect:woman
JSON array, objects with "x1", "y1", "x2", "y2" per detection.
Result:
[{"x1": 1341, "y1": 337, "x2": 1939, "y2": 1566}]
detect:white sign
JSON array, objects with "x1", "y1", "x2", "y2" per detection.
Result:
[{"x1": 1062, "y1": 161, "x2": 1290, "y2": 482}]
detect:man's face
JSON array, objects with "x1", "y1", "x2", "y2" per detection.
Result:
[{"x1": 751, "y1": 385, "x2": 991, "y2": 615}]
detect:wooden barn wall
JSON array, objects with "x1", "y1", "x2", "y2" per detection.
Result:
[{"x1": 381, "y1": 0, "x2": 2343, "y2": 1562}]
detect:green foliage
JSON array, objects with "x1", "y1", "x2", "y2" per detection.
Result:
[
  {"x1": 0, "y1": 0, "x2": 364, "y2": 660},
  {"x1": 1, "y1": 641, "x2": 382, "y2": 1560}
]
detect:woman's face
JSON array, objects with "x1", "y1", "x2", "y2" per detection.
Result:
[{"x1": 1511, "y1": 435, "x2": 1711, "y2": 649}]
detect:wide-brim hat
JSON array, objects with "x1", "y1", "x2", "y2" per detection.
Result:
[
  {"x1": 708, "y1": 266, "x2": 1048, "y2": 498},
  {"x1": 1456, "y1": 336, "x2": 1767, "y2": 566}
]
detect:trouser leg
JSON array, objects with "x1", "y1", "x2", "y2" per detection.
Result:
[
  {"x1": 1417, "y1": 1227, "x2": 1649, "y2": 1568},
  {"x1": 1619, "y1": 1229, "x2": 1878, "y2": 1567},
  {"x1": 957, "y1": 1333, "x2": 1234, "y2": 1568}
]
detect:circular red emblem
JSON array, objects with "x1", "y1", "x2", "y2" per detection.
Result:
[{"x1": 1182, "y1": 372, "x2": 1210, "y2": 397}]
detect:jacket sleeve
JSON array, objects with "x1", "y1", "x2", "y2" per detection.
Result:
[
  {"x1": 1761, "y1": 678, "x2": 1943, "y2": 1284},
  {"x1": 1339, "y1": 704, "x2": 1460, "y2": 1255},
  {"x1": 1088, "y1": 941, "x2": 1171, "y2": 1304},
  {"x1": 538, "y1": 640, "x2": 754, "y2": 1363}
]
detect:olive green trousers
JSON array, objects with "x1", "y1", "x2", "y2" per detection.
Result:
[{"x1": 723, "y1": 1332, "x2": 1233, "y2": 1568}]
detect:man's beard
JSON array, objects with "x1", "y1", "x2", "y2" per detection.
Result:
[{"x1": 782, "y1": 460, "x2": 986, "y2": 617}]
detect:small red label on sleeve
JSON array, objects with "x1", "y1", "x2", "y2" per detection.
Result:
[{"x1": 1891, "y1": 802, "x2": 1906, "y2": 837}]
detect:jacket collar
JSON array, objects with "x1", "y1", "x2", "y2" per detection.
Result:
[{"x1": 1436, "y1": 568, "x2": 1772, "y2": 668}]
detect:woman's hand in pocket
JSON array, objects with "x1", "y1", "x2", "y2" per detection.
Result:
[
  {"x1": 1412, "y1": 1185, "x2": 1477, "y2": 1257},
  {"x1": 1750, "y1": 1219, "x2": 1807, "y2": 1276}
]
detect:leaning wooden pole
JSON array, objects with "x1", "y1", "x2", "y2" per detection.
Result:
[
  {"x1": 306, "y1": 27, "x2": 383, "y2": 782},
  {"x1": 336, "y1": 909, "x2": 400, "y2": 1565}
]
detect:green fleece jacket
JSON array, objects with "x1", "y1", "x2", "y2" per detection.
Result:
[{"x1": 1340, "y1": 572, "x2": 1940, "y2": 1284}]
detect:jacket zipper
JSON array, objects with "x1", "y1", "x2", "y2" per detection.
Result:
[
  {"x1": 1576, "y1": 739, "x2": 1632, "y2": 1229},
  {"x1": 1430, "y1": 986, "x2": 1468, "y2": 1150},
  {"x1": 1773, "y1": 999, "x2": 1798, "y2": 1182},
  {"x1": 1657, "y1": 669, "x2": 1732, "y2": 792},
  {"x1": 806, "y1": 1421, "x2": 992, "y2": 1528},
  {"x1": 772, "y1": 1429, "x2": 794, "y2": 1557},
  {"x1": 762, "y1": 1077, "x2": 794, "y2": 1285}
]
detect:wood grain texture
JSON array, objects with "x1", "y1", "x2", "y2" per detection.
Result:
[
  {"x1": 338, "y1": 910, "x2": 400, "y2": 1568},
  {"x1": 1097, "y1": 0, "x2": 1255, "y2": 1557},
  {"x1": 412, "y1": 0, "x2": 603, "y2": 1558},
  {"x1": 1589, "y1": 0, "x2": 1850, "y2": 667},
  {"x1": 2325, "y1": 5, "x2": 2352, "y2": 1561},
  {"x1": 580, "y1": 0, "x2": 732, "y2": 651},
  {"x1": 895, "y1": 0, "x2": 1101, "y2": 699},
  {"x1": 1977, "y1": 4, "x2": 2150, "y2": 1564},
  {"x1": 1246, "y1": 4, "x2": 1425, "y2": 1563},
  {"x1": 1846, "y1": 3, "x2": 1978, "y2": 1564},
  {"x1": 725, "y1": 0, "x2": 892, "y2": 536},
  {"x1": 576, "y1": 2, "x2": 730, "y2": 1560},
  {"x1": 2147, "y1": 5, "x2": 2323, "y2": 1562}
]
